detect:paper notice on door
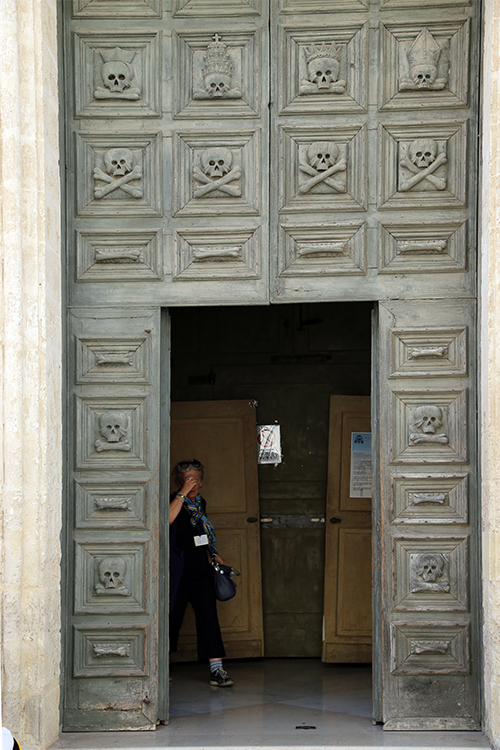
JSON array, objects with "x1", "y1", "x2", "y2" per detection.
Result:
[{"x1": 350, "y1": 432, "x2": 372, "y2": 498}]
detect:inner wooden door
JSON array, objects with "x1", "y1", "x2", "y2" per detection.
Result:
[
  {"x1": 170, "y1": 399, "x2": 264, "y2": 661},
  {"x1": 322, "y1": 395, "x2": 372, "y2": 662}
]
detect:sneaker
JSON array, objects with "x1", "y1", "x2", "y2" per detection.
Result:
[{"x1": 209, "y1": 667, "x2": 234, "y2": 687}]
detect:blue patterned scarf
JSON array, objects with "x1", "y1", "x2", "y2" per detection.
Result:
[{"x1": 183, "y1": 493, "x2": 217, "y2": 556}]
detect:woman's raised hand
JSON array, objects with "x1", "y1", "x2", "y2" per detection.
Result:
[{"x1": 179, "y1": 474, "x2": 199, "y2": 498}]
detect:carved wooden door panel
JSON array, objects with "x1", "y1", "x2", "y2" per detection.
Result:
[
  {"x1": 376, "y1": 300, "x2": 479, "y2": 729},
  {"x1": 63, "y1": 308, "x2": 163, "y2": 731}
]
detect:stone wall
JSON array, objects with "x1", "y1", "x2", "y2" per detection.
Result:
[{"x1": 0, "y1": 0, "x2": 62, "y2": 747}]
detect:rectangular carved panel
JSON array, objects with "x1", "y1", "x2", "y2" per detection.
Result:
[
  {"x1": 174, "y1": 227, "x2": 260, "y2": 280},
  {"x1": 73, "y1": 626, "x2": 147, "y2": 677},
  {"x1": 391, "y1": 623, "x2": 470, "y2": 675},
  {"x1": 75, "y1": 480, "x2": 148, "y2": 529},
  {"x1": 391, "y1": 473, "x2": 468, "y2": 525},
  {"x1": 393, "y1": 536, "x2": 468, "y2": 612},
  {"x1": 75, "y1": 335, "x2": 151, "y2": 384},
  {"x1": 173, "y1": 0, "x2": 260, "y2": 15},
  {"x1": 379, "y1": 221, "x2": 467, "y2": 274},
  {"x1": 390, "y1": 389, "x2": 468, "y2": 464},
  {"x1": 390, "y1": 326, "x2": 467, "y2": 378},
  {"x1": 74, "y1": 542, "x2": 147, "y2": 614},
  {"x1": 74, "y1": 32, "x2": 161, "y2": 118},
  {"x1": 278, "y1": 222, "x2": 365, "y2": 277},
  {"x1": 73, "y1": 0, "x2": 161, "y2": 17},
  {"x1": 76, "y1": 229, "x2": 162, "y2": 282}
]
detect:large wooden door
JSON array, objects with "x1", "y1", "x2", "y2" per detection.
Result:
[
  {"x1": 323, "y1": 396, "x2": 372, "y2": 663},
  {"x1": 170, "y1": 400, "x2": 264, "y2": 660}
]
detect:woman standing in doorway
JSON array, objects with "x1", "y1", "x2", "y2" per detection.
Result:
[{"x1": 169, "y1": 458, "x2": 234, "y2": 687}]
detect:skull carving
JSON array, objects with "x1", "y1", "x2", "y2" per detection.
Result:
[
  {"x1": 104, "y1": 148, "x2": 134, "y2": 177},
  {"x1": 411, "y1": 63, "x2": 438, "y2": 90},
  {"x1": 308, "y1": 56, "x2": 340, "y2": 90},
  {"x1": 415, "y1": 553, "x2": 445, "y2": 583},
  {"x1": 99, "y1": 411, "x2": 129, "y2": 443},
  {"x1": 95, "y1": 557, "x2": 129, "y2": 595},
  {"x1": 201, "y1": 147, "x2": 233, "y2": 178},
  {"x1": 307, "y1": 142, "x2": 339, "y2": 172},
  {"x1": 409, "y1": 139, "x2": 438, "y2": 169},
  {"x1": 102, "y1": 61, "x2": 132, "y2": 93},
  {"x1": 205, "y1": 72, "x2": 231, "y2": 98},
  {"x1": 412, "y1": 405, "x2": 443, "y2": 434}
]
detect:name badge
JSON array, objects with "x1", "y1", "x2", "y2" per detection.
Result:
[{"x1": 194, "y1": 534, "x2": 209, "y2": 547}]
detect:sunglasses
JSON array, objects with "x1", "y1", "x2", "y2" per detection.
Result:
[{"x1": 178, "y1": 459, "x2": 202, "y2": 469}]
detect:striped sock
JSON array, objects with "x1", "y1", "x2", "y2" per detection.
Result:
[{"x1": 210, "y1": 660, "x2": 223, "y2": 673}]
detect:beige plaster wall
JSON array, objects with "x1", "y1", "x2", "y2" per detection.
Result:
[
  {"x1": 0, "y1": 0, "x2": 62, "y2": 747},
  {"x1": 482, "y1": 0, "x2": 500, "y2": 748}
]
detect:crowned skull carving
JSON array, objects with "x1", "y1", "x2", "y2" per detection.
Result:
[
  {"x1": 409, "y1": 404, "x2": 449, "y2": 445},
  {"x1": 400, "y1": 29, "x2": 448, "y2": 92},
  {"x1": 193, "y1": 34, "x2": 242, "y2": 100},
  {"x1": 300, "y1": 42, "x2": 346, "y2": 95},
  {"x1": 95, "y1": 410, "x2": 132, "y2": 452},
  {"x1": 299, "y1": 141, "x2": 346, "y2": 194},
  {"x1": 94, "y1": 47, "x2": 141, "y2": 100},
  {"x1": 93, "y1": 148, "x2": 143, "y2": 200},
  {"x1": 193, "y1": 146, "x2": 241, "y2": 199},
  {"x1": 95, "y1": 557, "x2": 129, "y2": 595},
  {"x1": 400, "y1": 138, "x2": 447, "y2": 192},
  {"x1": 410, "y1": 552, "x2": 450, "y2": 593}
]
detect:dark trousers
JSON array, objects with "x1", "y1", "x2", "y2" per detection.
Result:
[{"x1": 170, "y1": 564, "x2": 226, "y2": 661}]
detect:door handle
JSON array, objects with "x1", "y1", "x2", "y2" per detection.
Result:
[
  {"x1": 247, "y1": 517, "x2": 258, "y2": 523},
  {"x1": 329, "y1": 517, "x2": 341, "y2": 524}
]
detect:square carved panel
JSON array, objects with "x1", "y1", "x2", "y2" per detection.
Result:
[
  {"x1": 76, "y1": 229, "x2": 162, "y2": 282},
  {"x1": 173, "y1": 130, "x2": 260, "y2": 217},
  {"x1": 73, "y1": 0, "x2": 160, "y2": 17},
  {"x1": 75, "y1": 396, "x2": 149, "y2": 470},
  {"x1": 379, "y1": 220, "x2": 467, "y2": 274},
  {"x1": 390, "y1": 326, "x2": 467, "y2": 378},
  {"x1": 75, "y1": 334, "x2": 151, "y2": 384},
  {"x1": 173, "y1": 227, "x2": 260, "y2": 281},
  {"x1": 278, "y1": 24, "x2": 367, "y2": 115},
  {"x1": 381, "y1": 0, "x2": 469, "y2": 8},
  {"x1": 73, "y1": 626, "x2": 147, "y2": 677},
  {"x1": 76, "y1": 132, "x2": 161, "y2": 217},
  {"x1": 173, "y1": 30, "x2": 260, "y2": 119},
  {"x1": 390, "y1": 389, "x2": 468, "y2": 464},
  {"x1": 279, "y1": 125, "x2": 366, "y2": 213},
  {"x1": 391, "y1": 473, "x2": 468, "y2": 524},
  {"x1": 74, "y1": 542, "x2": 147, "y2": 614},
  {"x1": 173, "y1": 0, "x2": 260, "y2": 15},
  {"x1": 75, "y1": 480, "x2": 148, "y2": 529},
  {"x1": 393, "y1": 536, "x2": 468, "y2": 611},
  {"x1": 74, "y1": 32, "x2": 161, "y2": 118},
  {"x1": 379, "y1": 21, "x2": 469, "y2": 111},
  {"x1": 391, "y1": 622, "x2": 470, "y2": 675},
  {"x1": 278, "y1": 222, "x2": 366, "y2": 277},
  {"x1": 378, "y1": 121, "x2": 467, "y2": 210}
]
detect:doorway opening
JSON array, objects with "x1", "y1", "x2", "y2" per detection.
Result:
[{"x1": 168, "y1": 301, "x2": 374, "y2": 717}]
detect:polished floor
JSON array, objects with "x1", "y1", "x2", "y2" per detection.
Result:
[{"x1": 52, "y1": 659, "x2": 491, "y2": 750}]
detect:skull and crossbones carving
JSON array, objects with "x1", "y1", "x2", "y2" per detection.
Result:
[
  {"x1": 95, "y1": 410, "x2": 132, "y2": 452},
  {"x1": 94, "y1": 48, "x2": 141, "y2": 100},
  {"x1": 299, "y1": 142, "x2": 346, "y2": 194},
  {"x1": 399, "y1": 29, "x2": 448, "y2": 92},
  {"x1": 299, "y1": 42, "x2": 346, "y2": 95},
  {"x1": 93, "y1": 148, "x2": 143, "y2": 200},
  {"x1": 193, "y1": 147, "x2": 242, "y2": 199},
  {"x1": 95, "y1": 557, "x2": 130, "y2": 595},
  {"x1": 400, "y1": 139, "x2": 447, "y2": 192},
  {"x1": 409, "y1": 404, "x2": 449, "y2": 445},
  {"x1": 410, "y1": 553, "x2": 450, "y2": 594}
]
